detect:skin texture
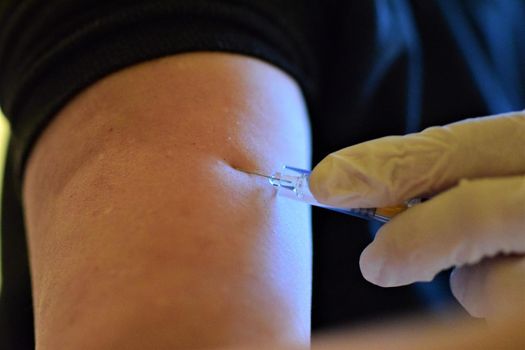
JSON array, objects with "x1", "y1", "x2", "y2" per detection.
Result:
[
  {"x1": 22, "y1": 52, "x2": 312, "y2": 349},
  {"x1": 20, "y1": 51, "x2": 525, "y2": 350}
]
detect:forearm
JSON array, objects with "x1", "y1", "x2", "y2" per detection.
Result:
[{"x1": 23, "y1": 53, "x2": 312, "y2": 349}]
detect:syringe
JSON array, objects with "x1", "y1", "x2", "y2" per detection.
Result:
[{"x1": 243, "y1": 165, "x2": 421, "y2": 223}]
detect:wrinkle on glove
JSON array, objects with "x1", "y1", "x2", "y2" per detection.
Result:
[
  {"x1": 310, "y1": 113, "x2": 525, "y2": 208},
  {"x1": 309, "y1": 111, "x2": 525, "y2": 320}
]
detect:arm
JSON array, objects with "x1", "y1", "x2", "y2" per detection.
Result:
[{"x1": 22, "y1": 52, "x2": 312, "y2": 349}]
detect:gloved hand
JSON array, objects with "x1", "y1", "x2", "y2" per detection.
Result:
[{"x1": 309, "y1": 111, "x2": 525, "y2": 321}]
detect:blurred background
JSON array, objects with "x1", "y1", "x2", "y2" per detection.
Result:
[{"x1": 0, "y1": 110, "x2": 11, "y2": 292}]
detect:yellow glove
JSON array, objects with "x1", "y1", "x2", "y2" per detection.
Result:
[{"x1": 310, "y1": 111, "x2": 525, "y2": 321}]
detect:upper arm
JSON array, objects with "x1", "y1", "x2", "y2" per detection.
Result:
[{"x1": 22, "y1": 52, "x2": 312, "y2": 349}]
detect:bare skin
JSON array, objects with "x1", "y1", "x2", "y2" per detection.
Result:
[
  {"x1": 23, "y1": 50, "x2": 525, "y2": 350},
  {"x1": 23, "y1": 52, "x2": 312, "y2": 349}
]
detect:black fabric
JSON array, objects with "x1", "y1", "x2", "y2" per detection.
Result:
[
  {"x1": 1, "y1": 0, "x2": 525, "y2": 348},
  {"x1": 0, "y1": 0, "x2": 322, "y2": 199}
]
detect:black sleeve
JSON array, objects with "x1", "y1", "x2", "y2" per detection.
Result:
[{"x1": 0, "y1": 0, "x2": 323, "y2": 199}]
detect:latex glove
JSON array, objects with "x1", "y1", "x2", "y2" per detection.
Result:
[{"x1": 309, "y1": 111, "x2": 525, "y2": 320}]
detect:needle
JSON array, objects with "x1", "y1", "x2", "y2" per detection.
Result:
[
  {"x1": 237, "y1": 165, "x2": 417, "y2": 223},
  {"x1": 236, "y1": 168, "x2": 273, "y2": 180}
]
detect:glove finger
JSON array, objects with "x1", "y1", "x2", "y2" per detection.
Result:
[
  {"x1": 450, "y1": 260, "x2": 491, "y2": 318},
  {"x1": 310, "y1": 112, "x2": 525, "y2": 208},
  {"x1": 359, "y1": 176, "x2": 525, "y2": 287},
  {"x1": 450, "y1": 256, "x2": 525, "y2": 322}
]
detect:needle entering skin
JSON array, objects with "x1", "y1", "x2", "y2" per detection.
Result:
[
  {"x1": 236, "y1": 168, "x2": 273, "y2": 180},
  {"x1": 237, "y1": 165, "x2": 416, "y2": 223}
]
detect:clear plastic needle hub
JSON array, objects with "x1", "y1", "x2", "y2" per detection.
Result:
[{"x1": 245, "y1": 166, "x2": 410, "y2": 223}]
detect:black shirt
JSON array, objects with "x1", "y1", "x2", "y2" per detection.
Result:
[{"x1": 1, "y1": 1, "x2": 525, "y2": 348}]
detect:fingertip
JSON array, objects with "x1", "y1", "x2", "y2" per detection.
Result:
[
  {"x1": 309, "y1": 154, "x2": 362, "y2": 206},
  {"x1": 310, "y1": 144, "x2": 412, "y2": 208},
  {"x1": 450, "y1": 266, "x2": 486, "y2": 318},
  {"x1": 359, "y1": 245, "x2": 404, "y2": 287},
  {"x1": 309, "y1": 157, "x2": 334, "y2": 203},
  {"x1": 449, "y1": 267, "x2": 467, "y2": 307},
  {"x1": 359, "y1": 246, "x2": 384, "y2": 285},
  {"x1": 360, "y1": 233, "x2": 443, "y2": 288}
]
